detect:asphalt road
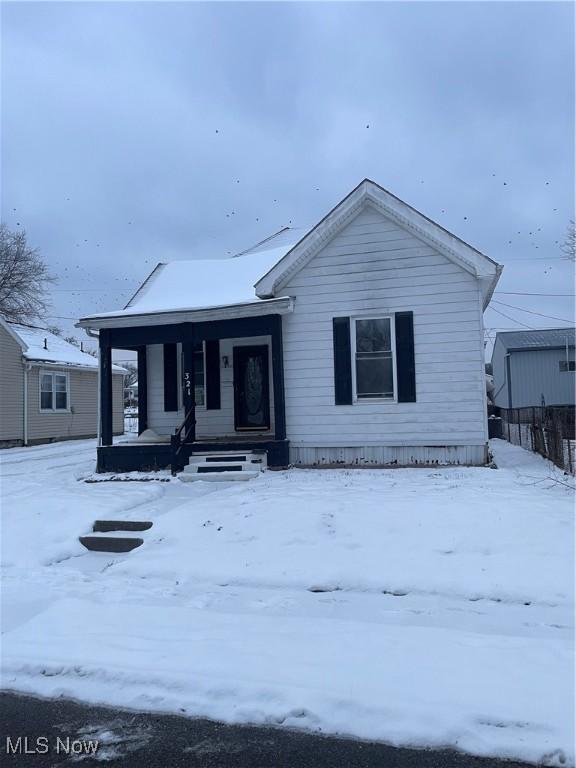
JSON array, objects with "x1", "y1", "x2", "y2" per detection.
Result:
[{"x1": 0, "y1": 693, "x2": 534, "y2": 768}]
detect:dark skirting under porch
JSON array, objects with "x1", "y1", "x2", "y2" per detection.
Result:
[{"x1": 97, "y1": 439, "x2": 290, "y2": 473}]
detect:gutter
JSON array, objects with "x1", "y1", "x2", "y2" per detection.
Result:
[
  {"x1": 23, "y1": 362, "x2": 31, "y2": 446},
  {"x1": 505, "y1": 353, "x2": 512, "y2": 409},
  {"x1": 75, "y1": 296, "x2": 295, "y2": 330}
]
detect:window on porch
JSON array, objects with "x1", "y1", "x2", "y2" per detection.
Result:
[{"x1": 193, "y1": 343, "x2": 205, "y2": 406}]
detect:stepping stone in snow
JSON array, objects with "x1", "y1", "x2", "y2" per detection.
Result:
[
  {"x1": 93, "y1": 520, "x2": 153, "y2": 533},
  {"x1": 79, "y1": 536, "x2": 144, "y2": 553}
]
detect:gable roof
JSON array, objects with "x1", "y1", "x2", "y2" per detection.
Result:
[
  {"x1": 1, "y1": 318, "x2": 125, "y2": 371},
  {"x1": 495, "y1": 327, "x2": 575, "y2": 352},
  {"x1": 255, "y1": 179, "x2": 502, "y2": 308},
  {"x1": 79, "y1": 178, "x2": 502, "y2": 329}
]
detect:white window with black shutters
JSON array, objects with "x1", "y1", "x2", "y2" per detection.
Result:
[
  {"x1": 351, "y1": 316, "x2": 396, "y2": 401},
  {"x1": 40, "y1": 371, "x2": 69, "y2": 412}
]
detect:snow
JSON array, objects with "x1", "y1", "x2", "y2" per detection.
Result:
[
  {"x1": 1, "y1": 438, "x2": 574, "y2": 766},
  {"x1": 86, "y1": 228, "x2": 303, "y2": 319},
  {"x1": 7, "y1": 322, "x2": 124, "y2": 371}
]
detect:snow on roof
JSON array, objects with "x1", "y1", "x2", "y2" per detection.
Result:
[
  {"x1": 6, "y1": 322, "x2": 125, "y2": 372},
  {"x1": 120, "y1": 228, "x2": 305, "y2": 317},
  {"x1": 497, "y1": 328, "x2": 576, "y2": 351}
]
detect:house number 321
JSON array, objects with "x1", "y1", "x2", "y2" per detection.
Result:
[{"x1": 184, "y1": 372, "x2": 192, "y2": 397}]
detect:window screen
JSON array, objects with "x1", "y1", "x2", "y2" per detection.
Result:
[{"x1": 354, "y1": 318, "x2": 394, "y2": 399}]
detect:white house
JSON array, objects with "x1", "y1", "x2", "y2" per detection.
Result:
[{"x1": 77, "y1": 179, "x2": 502, "y2": 472}]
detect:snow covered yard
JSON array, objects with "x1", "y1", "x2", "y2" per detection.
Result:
[{"x1": 1, "y1": 439, "x2": 574, "y2": 766}]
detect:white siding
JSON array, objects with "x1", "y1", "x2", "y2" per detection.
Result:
[
  {"x1": 146, "y1": 337, "x2": 275, "y2": 437},
  {"x1": 281, "y1": 206, "x2": 488, "y2": 455},
  {"x1": 291, "y1": 444, "x2": 487, "y2": 467}
]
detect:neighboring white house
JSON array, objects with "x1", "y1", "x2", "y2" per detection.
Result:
[
  {"x1": 77, "y1": 179, "x2": 502, "y2": 472},
  {"x1": 0, "y1": 318, "x2": 125, "y2": 447}
]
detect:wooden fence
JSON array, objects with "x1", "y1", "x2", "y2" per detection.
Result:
[{"x1": 499, "y1": 406, "x2": 575, "y2": 474}]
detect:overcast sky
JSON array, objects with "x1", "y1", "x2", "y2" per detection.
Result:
[{"x1": 2, "y1": 1, "x2": 574, "y2": 359}]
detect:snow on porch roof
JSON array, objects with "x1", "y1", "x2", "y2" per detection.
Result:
[
  {"x1": 5, "y1": 321, "x2": 125, "y2": 372},
  {"x1": 117, "y1": 228, "x2": 304, "y2": 317}
]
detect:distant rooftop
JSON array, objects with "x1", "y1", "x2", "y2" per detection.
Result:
[
  {"x1": 496, "y1": 328, "x2": 576, "y2": 351},
  {"x1": 6, "y1": 321, "x2": 125, "y2": 371}
]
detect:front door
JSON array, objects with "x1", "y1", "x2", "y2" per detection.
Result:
[{"x1": 233, "y1": 346, "x2": 270, "y2": 431}]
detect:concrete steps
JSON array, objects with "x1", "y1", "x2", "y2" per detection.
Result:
[
  {"x1": 79, "y1": 533, "x2": 144, "y2": 553},
  {"x1": 180, "y1": 449, "x2": 266, "y2": 482},
  {"x1": 79, "y1": 520, "x2": 153, "y2": 553},
  {"x1": 93, "y1": 520, "x2": 153, "y2": 533},
  {"x1": 179, "y1": 470, "x2": 260, "y2": 483}
]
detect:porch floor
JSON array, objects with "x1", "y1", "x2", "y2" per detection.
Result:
[
  {"x1": 119, "y1": 434, "x2": 275, "y2": 445},
  {"x1": 98, "y1": 436, "x2": 289, "y2": 472}
]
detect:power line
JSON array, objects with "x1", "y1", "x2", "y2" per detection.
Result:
[
  {"x1": 501, "y1": 256, "x2": 571, "y2": 262},
  {"x1": 495, "y1": 291, "x2": 574, "y2": 297},
  {"x1": 487, "y1": 305, "x2": 534, "y2": 329},
  {"x1": 51, "y1": 288, "x2": 134, "y2": 293},
  {"x1": 491, "y1": 299, "x2": 574, "y2": 324}
]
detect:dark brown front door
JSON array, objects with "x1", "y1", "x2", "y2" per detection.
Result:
[{"x1": 233, "y1": 346, "x2": 270, "y2": 431}]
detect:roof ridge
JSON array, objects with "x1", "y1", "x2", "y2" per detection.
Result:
[{"x1": 233, "y1": 227, "x2": 292, "y2": 258}]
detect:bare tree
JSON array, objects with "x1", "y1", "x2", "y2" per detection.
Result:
[
  {"x1": 0, "y1": 224, "x2": 55, "y2": 323},
  {"x1": 123, "y1": 361, "x2": 138, "y2": 385},
  {"x1": 561, "y1": 220, "x2": 575, "y2": 261}
]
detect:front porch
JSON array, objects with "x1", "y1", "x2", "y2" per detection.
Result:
[
  {"x1": 97, "y1": 437, "x2": 289, "y2": 473},
  {"x1": 96, "y1": 313, "x2": 289, "y2": 472}
]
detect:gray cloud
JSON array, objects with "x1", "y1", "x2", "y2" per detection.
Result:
[{"x1": 1, "y1": 1, "x2": 574, "y2": 348}]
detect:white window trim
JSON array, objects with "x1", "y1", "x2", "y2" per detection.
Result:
[
  {"x1": 39, "y1": 370, "x2": 71, "y2": 413},
  {"x1": 177, "y1": 342, "x2": 207, "y2": 411},
  {"x1": 350, "y1": 314, "x2": 398, "y2": 403}
]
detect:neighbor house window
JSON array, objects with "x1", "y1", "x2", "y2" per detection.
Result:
[
  {"x1": 559, "y1": 360, "x2": 575, "y2": 372},
  {"x1": 352, "y1": 317, "x2": 395, "y2": 399},
  {"x1": 40, "y1": 372, "x2": 69, "y2": 411}
]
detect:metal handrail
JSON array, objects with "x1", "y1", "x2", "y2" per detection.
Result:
[
  {"x1": 171, "y1": 409, "x2": 195, "y2": 474},
  {"x1": 174, "y1": 407, "x2": 195, "y2": 442}
]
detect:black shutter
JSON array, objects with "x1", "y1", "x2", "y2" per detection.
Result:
[
  {"x1": 333, "y1": 317, "x2": 353, "y2": 405},
  {"x1": 205, "y1": 339, "x2": 221, "y2": 410},
  {"x1": 163, "y1": 343, "x2": 178, "y2": 411},
  {"x1": 395, "y1": 311, "x2": 416, "y2": 402}
]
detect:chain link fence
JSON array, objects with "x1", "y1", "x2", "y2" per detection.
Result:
[{"x1": 499, "y1": 406, "x2": 575, "y2": 474}]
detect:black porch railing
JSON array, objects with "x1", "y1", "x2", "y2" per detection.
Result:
[{"x1": 170, "y1": 409, "x2": 196, "y2": 475}]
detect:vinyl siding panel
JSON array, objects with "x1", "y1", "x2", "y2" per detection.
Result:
[
  {"x1": 27, "y1": 367, "x2": 123, "y2": 441},
  {"x1": 146, "y1": 337, "x2": 275, "y2": 437},
  {"x1": 281, "y1": 206, "x2": 488, "y2": 455},
  {"x1": 0, "y1": 325, "x2": 24, "y2": 442},
  {"x1": 509, "y1": 349, "x2": 575, "y2": 407}
]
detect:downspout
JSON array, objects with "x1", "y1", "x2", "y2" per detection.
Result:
[
  {"x1": 83, "y1": 328, "x2": 101, "y2": 445},
  {"x1": 505, "y1": 353, "x2": 512, "y2": 409},
  {"x1": 23, "y1": 361, "x2": 31, "y2": 445}
]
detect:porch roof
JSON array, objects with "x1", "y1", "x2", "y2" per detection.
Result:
[
  {"x1": 77, "y1": 297, "x2": 294, "y2": 330},
  {"x1": 77, "y1": 228, "x2": 302, "y2": 331}
]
